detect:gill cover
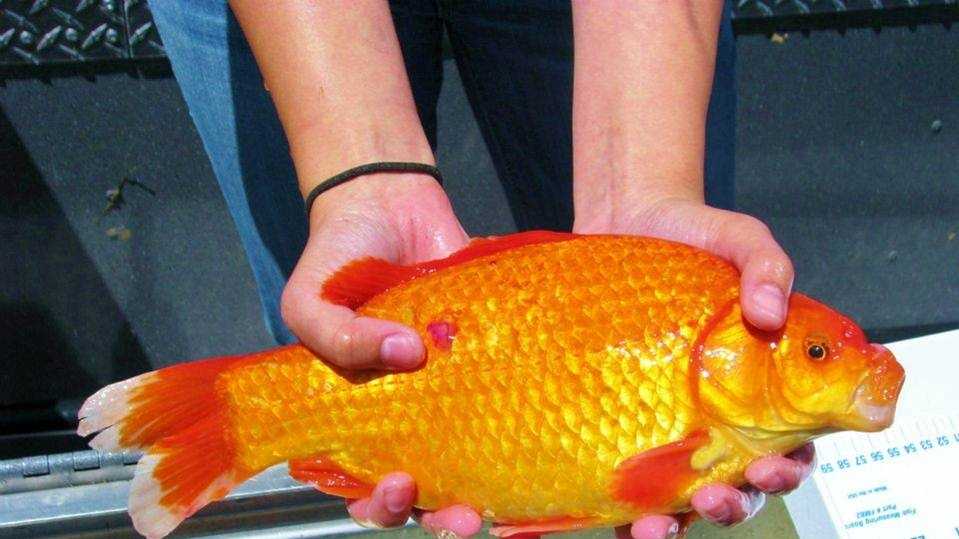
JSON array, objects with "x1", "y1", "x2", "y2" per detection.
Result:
[{"x1": 693, "y1": 299, "x2": 782, "y2": 431}]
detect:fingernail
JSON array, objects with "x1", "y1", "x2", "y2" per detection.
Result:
[
  {"x1": 708, "y1": 496, "x2": 750, "y2": 527},
  {"x1": 753, "y1": 284, "x2": 787, "y2": 324},
  {"x1": 666, "y1": 522, "x2": 680, "y2": 539},
  {"x1": 383, "y1": 485, "x2": 408, "y2": 514},
  {"x1": 380, "y1": 333, "x2": 422, "y2": 370}
]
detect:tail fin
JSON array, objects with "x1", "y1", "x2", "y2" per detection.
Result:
[{"x1": 78, "y1": 348, "x2": 289, "y2": 538}]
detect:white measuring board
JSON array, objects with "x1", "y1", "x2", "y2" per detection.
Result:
[{"x1": 785, "y1": 329, "x2": 959, "y2": 539}]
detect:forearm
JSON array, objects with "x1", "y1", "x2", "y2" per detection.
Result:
[
  {"x1": 571, "y1": 1, "x2": 723, "y2": 230},
  {"x1": 230, "y1": 0, "x2": 433, "y2": 197}
]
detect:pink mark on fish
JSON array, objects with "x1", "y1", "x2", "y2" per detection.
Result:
[{"x1": 427, "y1": 321, "x2": 456, "y2": 350}]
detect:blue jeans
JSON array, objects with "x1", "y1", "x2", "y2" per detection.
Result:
[{"x1": 150, "y1": 1, "x2": 736, "y2": 345}]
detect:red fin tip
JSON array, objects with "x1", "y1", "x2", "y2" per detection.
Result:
[
  {"x1": 490, "y1": 517, "x2": 593, "y2": 538},
  {"x1": 321, "y1": 231, "x2": 580, "y2": 309},
  {"x1": 612, "y1": 430, "x2": 710, "y2": 511},
  {"x1": 289, "y1": 455, "x2": 375, "y2": 499}
]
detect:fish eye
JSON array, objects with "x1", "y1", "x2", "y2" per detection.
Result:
[{"x1": 803, "y1": 335, "x2": 829, "y2": 361}]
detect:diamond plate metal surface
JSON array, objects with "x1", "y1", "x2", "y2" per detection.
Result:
[
  {"x1": 124, "y1": 0, "x2": 162, "y2": 59},
  {"x1": 736, "y1": 0, "x2": 957, "y2": 19},
  {"x1": 0, "y1": 0, "x2": 126, "y2": 65},
  {"x1": 0, "y1": 1, "x2": 956, "y2": 66},
  {"x1": 734, "y1": 1, "x2": 958, "y2": 34}
]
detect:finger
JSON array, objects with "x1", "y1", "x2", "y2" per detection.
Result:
[
  {"x1": 346, "y1": 472, "x2": 416, "y2": 528},
  {"x1": 787, "y1": 442, "x2": 817, "y2": 468},
  {"x1": 625, "y1": 515, "x2": 681, "y2": 539},
  {"x1": 418, "y1": 505, "x2": 483, "y2": 538},
  {"x1": 739, "y1": 248, "x2": 794, "y2": 332},
  {"x1": 283, "y1": 284, "x2": 425, "y2": 370},
  {"x1": 281, "y1": 199, "x2": 472, "y2": 371},
  {"x1": 281, "y1": 241, "x2": 425, "y2": 370},
  {"x1": 690, "y1": 483, "x2": 765, "y2": 527},
  {"x1": 631, "y1": 202, "x2": 794, "y2": 331},
  {"x1": 707, "y1": 212, "x2": 794, "y2": 331},
  {"x1": 745, "y1": 443, "x2": 816, "y2": 494}
]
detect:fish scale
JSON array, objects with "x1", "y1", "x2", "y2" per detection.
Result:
[{"x1": 216, "y1": 236, "x2": 739, "y2": 524}]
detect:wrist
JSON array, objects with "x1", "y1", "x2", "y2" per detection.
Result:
[
  {"x1": 308, "y1": 171, "x2": 446, "y2": 234},
  {"x1": 572, "y1": 105, "x2": 706, "y2": 234},
  {"x1": 290, "y1": 124, "x2": 435, "y2": 199},
  {"x1": 572, "y1": 173, "x2": 703, "y2": 234}
]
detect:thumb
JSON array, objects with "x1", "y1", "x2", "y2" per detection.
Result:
[
  {"x1": 638, "y1": 201, "x2": 794, "y2": 331},
  {"x1": 701, "y1": 210, "x2": 794, "y2": 331},
  {"x1": 280, "y1": 237, "x2": 425, "y2": 371}
]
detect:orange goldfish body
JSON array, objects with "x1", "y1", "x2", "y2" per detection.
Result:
[{"x1": 77, "y1": 232, "x2": 905, "y2": 538}]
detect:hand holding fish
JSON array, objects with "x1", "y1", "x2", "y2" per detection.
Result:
[
  {"x1": 292, "y1": 178, "x2": 805, "y2": 537},
  {"x1": 282, "y1": 172, "x2": 466, "y2": 372}
]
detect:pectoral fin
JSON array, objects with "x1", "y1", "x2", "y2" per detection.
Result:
[
  {"x1": 288, "y1": 456, "x2": 374, "y2": 499},
  {"x1": 612, "y1": 430, "x2": 710, "y2": 510}
]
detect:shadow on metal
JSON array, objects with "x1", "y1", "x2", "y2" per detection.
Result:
[
  {"x1": 733, "y1": 4, "x2": 958, "y2": 34},
  {"x1": 0, "y1": 57, "x2": 170, "y2": 82},
  {"x1": 868, "y1": 322, "x2": 959, "y2": 345},
  {"x1": 1, "y1": 2, "x2": 957, "y2": 71},
  {"x1": 0, "y1": 105, "x2": 155, "y2": 459}
]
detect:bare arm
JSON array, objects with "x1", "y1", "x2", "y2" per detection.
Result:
[
  {"x1": 230, "y1": 0, "x2": 433, "y2": 196},
  {"x1": 572, "y1": 1, "x2": 721, "y2": 220}
]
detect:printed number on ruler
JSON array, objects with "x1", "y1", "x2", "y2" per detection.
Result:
[
  {"x1": 811, "y1": 414, "x2": 959, "y2": 539},
  {"x1": 818, "y1": 417, "x2": 957, "y2": 477}
]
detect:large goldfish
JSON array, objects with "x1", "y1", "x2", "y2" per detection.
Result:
[{"x1": 78, "y1": 232, "x2": 904, "y2": 539}]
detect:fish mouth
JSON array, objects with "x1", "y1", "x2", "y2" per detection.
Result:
[
  {"x1": 839, "y1": 344, "x2": 906, "y2": 432},
  {"x1": 846, "y1": 384, "x2": 897, "y2": 431}
]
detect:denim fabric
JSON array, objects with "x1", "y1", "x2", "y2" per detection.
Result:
[
  {"x1": 150, "y1": 1, "x2": 736, "y2": 344},
  {"x1": 150, "y1": 2, "x2": 306, "y2": 344}
]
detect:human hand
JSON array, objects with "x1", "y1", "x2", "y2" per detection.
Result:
[
  {"x1": 282, "y1": 173, "x2": 482, "y2": 536},
  {"x1": 574, "y1": 197, "x2": 794, "y2": 331},
  {"x1": 576, "y1": 197, "x2": 810, "y2": 537},
  {"x1": 618, "y1": 444, "x2": 815, "y2": 538},
  {"x1": 282, "y1": 172, "x2": 469, "y2": 370}
]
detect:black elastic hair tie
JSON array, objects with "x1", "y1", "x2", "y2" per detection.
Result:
[{"x1": 305, "y1": 162, "x2": 444, "y2": 218}]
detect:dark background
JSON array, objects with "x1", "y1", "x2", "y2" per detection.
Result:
[{"x1": 1, "y1": 25, "x2": 957, "y2": 457}]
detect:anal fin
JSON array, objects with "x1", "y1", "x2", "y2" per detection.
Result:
[
  {"x1": 289, "y1": 456, "x2": 374, "y2": 499},
  {"x1": 490, "y1": 516, "x2": 593, "y2": 538}
]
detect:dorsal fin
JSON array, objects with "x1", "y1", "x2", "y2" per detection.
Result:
[
  {"x1": 322, "y1": 231, "x2": 579, "y2": 308},
  {"x1": 425, "y1": 231, "x2": 578, "y2": 271},
  {"x1": 321, "y1": 258, "x2": 425, "y2": 310}
]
